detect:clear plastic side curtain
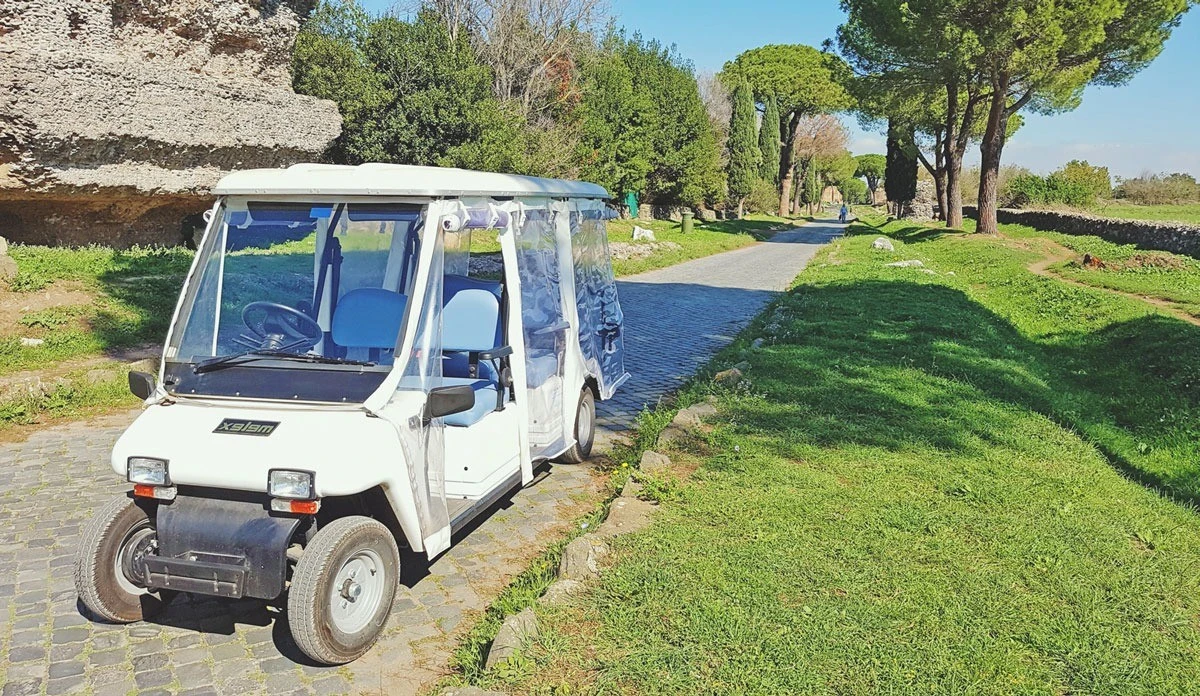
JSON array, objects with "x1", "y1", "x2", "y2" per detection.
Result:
[
  {"x1": 513, "y1": 202, "x2": 569, "y2": 456},
  {"x1": 573, "y1": 201, "x2": 627, "y2": 398},
  {"x1": 370, "y1": 202, "x2": 451, "y2": 558}
]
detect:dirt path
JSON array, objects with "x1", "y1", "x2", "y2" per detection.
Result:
[{"x1": 1011, "y1": 235, "x2": 1200, "y2": 327}]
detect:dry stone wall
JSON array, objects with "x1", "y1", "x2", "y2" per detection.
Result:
[
  {"x1": 963, "y1": 206, "x2": 1200, "y2": 259},
  {"x1": 0, "y1": 0, "x2": 341, "y2": 247}
]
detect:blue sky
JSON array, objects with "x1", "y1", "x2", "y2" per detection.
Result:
[{"x1": 360, "y1": 0, "x2": 1199, "y2": 179}]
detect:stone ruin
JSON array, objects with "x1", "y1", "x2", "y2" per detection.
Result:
[{"x1": 0, "y1": 0, "x2": 341, "y2": 248}]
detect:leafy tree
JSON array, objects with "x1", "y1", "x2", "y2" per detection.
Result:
[
  {"x1": 573, "y1": 52, "x2": 654, "y2": 201},
  {"x1": 292, "y1": 0, "x2": 387, "y2": 163},
  {"x1": 726, "y1": 81, "x2": 761, "y2": 217},
  {"x1": 611, "y1": 33, "x2": 725, "y2": 207},
  {"x1": 358, "y1": 12, "x2": 501, "y2": 166},
  {"x1": 854, "y1": 153, "x2": 886, "y2": 204},
  {"x1": 722, "y1": 45, "x2": 855, "y2": 216},
  {"x1": 840, "y1": 176, "x2": 869, "y2": 205},
  {"x1": 838, "y1": 0, "x2": 1191, "y2": 234},
  {"x1": 758, "y1": 94, "x2": 782, "y2": 185},
  {"x1": 885, "y1": 119, "x2": 917, "y2": 215},
  {"x1": 294, "y1": 7, "x2": 525, "y2": 170}
]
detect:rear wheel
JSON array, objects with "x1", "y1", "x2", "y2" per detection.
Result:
[
  {"x1": 556, "y1": 387, "x2": 596, "y2": 464},
  {"x1": 75, "y1": 496, "x2": 173, "y2": 623},
  {"x1": 288, "y1": 516, "x2": 399, "y2": 665}
]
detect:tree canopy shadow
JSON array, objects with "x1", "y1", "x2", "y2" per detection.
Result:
[{"x1": 731, "y1": 278, "x2": 1200, "y2": 508}]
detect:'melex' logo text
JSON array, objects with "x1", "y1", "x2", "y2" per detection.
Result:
[{"x1": 213, "y1": 419, "x2": 280, "y2": 436}]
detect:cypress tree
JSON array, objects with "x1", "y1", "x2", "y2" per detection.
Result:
[
  {"x1": 727, "y1": 81, "x2": 759, "y2": 218},
  {"x1": 758, "y1": 93, "x2": 781, "y2": 186},
  {"x1": 884, "y1": 118, "x2": 917, "y2": 216}
]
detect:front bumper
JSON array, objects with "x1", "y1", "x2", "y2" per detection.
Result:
[{"x1": 143, "y1": 493, "x2": 301, "y2": 600}]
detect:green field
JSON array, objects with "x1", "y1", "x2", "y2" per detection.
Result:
[
  {"x1": 461, "y1": 214, "x2": 1200, "y2": 695},
  {"x1": 1086, "y1": 201, "x2": 1200, "y2": 224}
]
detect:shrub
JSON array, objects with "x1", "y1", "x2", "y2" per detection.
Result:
[
  {"x1": 1060, "y1": 160, "x2": 1112, "y2": 200},
  {"x1": 1004, "y1": 162, "x2": 1107, "y2": 208},
  {"x1": 1115, "y1": 172, "x2": 1200, "y2": 205},
  {"x1": 745, "y1": 177, "x2": 780, "y2": 214}
]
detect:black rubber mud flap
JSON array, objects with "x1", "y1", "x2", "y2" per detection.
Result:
[{"x1": 150, "y1": 495, "x2": 300, "y2": 600}]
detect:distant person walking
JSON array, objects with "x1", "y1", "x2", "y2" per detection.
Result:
[{"x1": 839, "y1": 203, "x2": 849, "y2": 223}]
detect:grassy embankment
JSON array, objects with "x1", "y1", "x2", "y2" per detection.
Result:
[
  {"x1": 0, "y1": 214, "x2": 791, "y2": 432},
  {"x1": 458, "y1": 212, "x2": 1200, "y2": 694},
  {"x1": 1086, "y1": 201, "x2": 1200, "y2": 225}
]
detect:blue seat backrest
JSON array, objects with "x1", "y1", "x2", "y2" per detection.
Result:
[
  {"x1": 443, "y1": 275, "x2": 502, "y2": 349},
  {"x1": 443, "y1": 289, "x2": 501, "y2": 353},
  {"x1": 332, "y1": 288, "x2": 408, "y2": 349}
]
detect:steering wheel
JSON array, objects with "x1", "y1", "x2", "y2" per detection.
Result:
[{"x1": 238, "y1": 301, "x2": 323, "y2": 352}]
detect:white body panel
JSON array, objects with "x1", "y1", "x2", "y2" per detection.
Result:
[
  {"x1": 444, "y1": 408, "x2": 521, "y2": 499},
  {"x1": 112, "y1": 396, "x2": 428, "y2": 552}
]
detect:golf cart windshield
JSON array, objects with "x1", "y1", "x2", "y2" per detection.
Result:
[{"x1": 164, "y1": 200, "x2": 424, "y2": 402}]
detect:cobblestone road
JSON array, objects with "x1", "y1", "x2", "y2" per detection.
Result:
[
  {"x1": 0, "y1": 221, "x2": 839, "y2": 696},
  {"x1": 597, "y1": 220, "x2": 843, "y2": 428}
]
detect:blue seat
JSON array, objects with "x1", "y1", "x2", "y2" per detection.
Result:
[
  {"x1": 439, "y1": 377, "x2": 499, "y2": 428},
  {"x1": 331, "y1": 288, "x2": 407, "y2": 363},
  {"x1": 440, "y1": 275, "x2": 506, "y2": 426}
]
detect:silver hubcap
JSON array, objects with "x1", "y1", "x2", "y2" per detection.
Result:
[
  {"x1": 114, "y1": 524, "x2": 156, "y2": 596},
  {"x1": 578, "y1": 396, "x2": 594, "y2": 449},
  {"x1": 329, "y1": 549, "x2": 385, "y2": 634}
]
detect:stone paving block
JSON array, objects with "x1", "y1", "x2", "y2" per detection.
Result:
[
  {"x1": 133, "y1": 668, "x2": 174, "y2": 690},
  {"x1": 44, "y1": 675, "x2": 87, "y2": 695}
]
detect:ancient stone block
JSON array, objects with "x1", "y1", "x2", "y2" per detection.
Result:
[{"x1": 0, "y1": 0, "x2": 341, "y2": 247}]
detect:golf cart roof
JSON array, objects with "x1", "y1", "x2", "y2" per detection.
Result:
[{"x1": 214, "y1": 163, "x2": 611, "y2": 200}]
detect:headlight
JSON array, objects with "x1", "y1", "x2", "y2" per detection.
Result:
[
  {"x1": 268, "y1": 469, "x2": 315, "y2": 500},
  {"x1": 128, "y1": 457, "x2": 169, "y2": 486}
]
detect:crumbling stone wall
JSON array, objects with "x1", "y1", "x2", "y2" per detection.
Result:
[
  {"x1": 0, "y1": 0, "x2": 341, "y2": 247},
  {"x1": 963, "y1": 206, "x2": 1200, "y2": 259}
]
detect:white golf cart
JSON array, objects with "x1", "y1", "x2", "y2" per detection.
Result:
[{"x1": 74, "y1": 164, "x2": 628, "y2": 664}]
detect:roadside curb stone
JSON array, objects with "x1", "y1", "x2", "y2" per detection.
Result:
[
  {"x1": 559, "y1": 535, "x2": 609, "y2": 581},
  {"x1": 484, "y1": 608, "x2": 539, "y2": 669},
  {"x1": 639, "y1": 450, "x2": 671, "y2": 474},
  {"x1": 596, "y1": 497, "x2": 656, "y2": 538}
]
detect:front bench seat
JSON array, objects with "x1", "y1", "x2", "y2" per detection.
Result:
[
  {"x1": 330, "y1": 288, "x2": 407, "y2": 364},
  {"x1": 441, "y1": 276, "x2": 510, "y2": 427}
]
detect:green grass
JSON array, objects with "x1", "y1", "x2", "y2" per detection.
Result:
[
  {"x1": 1086, "y1": 201, "x2": 1200, "y2": 224},
  {"x1": 608, "y1": 214, "x2": 793, "y2": 276},
  {"x1": 468, "y1": 214, "x2": 1200, "y2": 695},
  {"x1": 4, "y1": 245, "x2": 193, "y2": 374}
]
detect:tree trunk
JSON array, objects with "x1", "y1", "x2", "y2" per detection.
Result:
[
  {"x1": 933, "y1": 131, "x2": 947, "y2": 220},
  {"x1": 778, "y1": 114, "x2": 799, "y2": 217},
  {"x1": 792, "y1": 162, "x2": 803, "y2": 215},
  {"x1": 737, "y1": 197, "x2": 745, "y2": 219},
  {"x1": 977, "y1": 74, "x2": 1010, "y2": 236}
]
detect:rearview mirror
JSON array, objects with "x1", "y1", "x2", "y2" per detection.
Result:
[
  {"x1": 425, "y1": 385, "x2": 475, "y2": 420},
  {"x1": 128, "y1": 371, "x2": 156, "y2": 400}
]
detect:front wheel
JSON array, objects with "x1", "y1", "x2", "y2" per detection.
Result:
[
  {"x1": 288, "y1": 516, "x2": 400, "y2": 665},
  {"x1": 74, "y1": 496, "x2": 173, "y2": 623},
  {"x1": 556, "y1": 387, "x2": 596, "y2": 464}
]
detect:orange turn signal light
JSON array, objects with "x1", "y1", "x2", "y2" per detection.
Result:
[
  {"x1": 132, "y1": 484, "x2": 177, "y2": 500},
  {"x1": 271, "y1": 498, "x2": 320, "y2": 515}
]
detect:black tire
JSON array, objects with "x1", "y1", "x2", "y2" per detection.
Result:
[
  {"x1": 556, "y1": 386, "x2": 596, "y2": 464},
  {"x1": 74, "y1": 496, "x2": 173, "y2": 623},
  {"x1": 287, "y1": 516, "x2": 400, "y2": 665}
]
